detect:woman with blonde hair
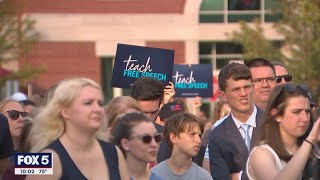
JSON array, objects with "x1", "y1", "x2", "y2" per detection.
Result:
[
  {"x1": 26, "y1": 78, "x2": 128, "y2": 180},
  {"x1": 0, "y1": 98, "x2": 28, "y2": 150},
  {"x1": 105, "y1": 96, "x2": 142, "y2": 142}
]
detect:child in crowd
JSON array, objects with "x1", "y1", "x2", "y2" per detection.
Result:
[{"x1": 151, "y1": 112, "x2": 213, "y2": 180}]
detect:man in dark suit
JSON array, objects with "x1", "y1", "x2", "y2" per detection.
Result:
[{"x1": 209, "y1": 63, "x2": 265, "y2": 180}]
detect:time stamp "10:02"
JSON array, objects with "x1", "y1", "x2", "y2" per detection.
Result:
[{"x1": 14, "y1": 153, "x2": 53, "y2": 175}]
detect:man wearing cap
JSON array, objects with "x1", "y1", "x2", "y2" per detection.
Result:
[
  {"x1": 157, "y1": 102, "x2": 185, "y2": 126},
  {"x1": 11, "y1": 92, "x2": 28, "y2": 102},
  {"x1": 157, "y1": 102, "x2": 185, "y2": 163}
]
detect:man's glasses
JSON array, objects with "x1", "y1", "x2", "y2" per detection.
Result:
[
  {"x1": 276, "y1": 74, "x2": 292, "y2": 83},
  {"x1": 252, "y1": 76, "x2": 276, "y2": 85},
  {"x1": 4, "y1": 110, "x2": 28, "y2": 120},
  {"x1": 131, "y1": 133, "x2": 163, "y2": 144}
]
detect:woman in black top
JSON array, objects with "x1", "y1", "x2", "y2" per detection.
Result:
[{"x1": 26, "y1": 78, "x2": 129, "y2": 180}]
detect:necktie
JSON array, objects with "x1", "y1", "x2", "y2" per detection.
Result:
[{"x1": 241, "y1": 124, "x2": 251, "y2": 150}]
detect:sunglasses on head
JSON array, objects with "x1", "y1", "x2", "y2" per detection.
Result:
[
  {"x1": 131, "y1": 133, "x2": 163, "y2": 144},
  {"x1": 5, "y1": 110, "x2": 28, "y2": 120},
  {"x1": 277, "y1": 84, "x2": 311, "y2": 102},
  {"x1": 276, "y1": 74, "x2": 292, "y2": 83},
  {"x1": 285, "y1": 84, "x2": 309, "y2": 95}
]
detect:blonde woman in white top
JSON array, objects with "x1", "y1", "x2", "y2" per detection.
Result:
[{"x1": 247, "y1": 84, "x2": 320, "y2": 180}]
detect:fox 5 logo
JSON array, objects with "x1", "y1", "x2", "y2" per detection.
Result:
[{"x1": 15, "y1": 153, "x2": 52, "y2": 168}]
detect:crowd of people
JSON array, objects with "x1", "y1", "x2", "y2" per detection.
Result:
[{"x1": 0, "y1": 58, "x2": 320, "y2": 180}]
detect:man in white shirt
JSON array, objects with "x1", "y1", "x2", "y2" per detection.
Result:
[{"x1": 208, "y1": 63, "x2": 265, "y2": 180}]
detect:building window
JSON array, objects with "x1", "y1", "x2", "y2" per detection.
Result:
[
  {"x1": 199, "y1": 0, "x2": 224, "y2": 23},
  {"x1": 199, "y1": 42, "x2": 243, "y2": 71},
  {"x1": 265, "y1": 0, "x2": 282, "y2": 22},
  {"x1": 228, "y1": 0, "x2": 260, "y2": 10},
  {"x1": 199, "y1": 0, "x2": 280, "y2": 23}
]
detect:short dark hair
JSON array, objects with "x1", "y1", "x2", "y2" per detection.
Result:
[
  {"x1": 130, "y1": 77, "x2": 164, "y2": 103},
  {"x1": 246, "y1": 58, "x2": 276, "y2": 75},
  {"x1": 164, "y1": 112, "x2": 201, "y2": 151},
  {"x1": 111, "y1": 112, "x2": 153, "y2": 157},
  {"x1": 218, "y1": 63, "x2": 252, "y2": 92}
]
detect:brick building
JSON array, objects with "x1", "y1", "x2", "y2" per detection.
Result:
[{"x1": 5, "y1": 0, "x2": 281, "y2": 104}]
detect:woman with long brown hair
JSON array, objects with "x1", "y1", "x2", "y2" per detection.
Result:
[{"x1": 246, "y1": 84, "x2": 320, "y2": 180}]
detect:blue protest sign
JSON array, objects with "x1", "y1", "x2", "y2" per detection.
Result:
[
  {"x1": 111, "y1": 44, "x2": 175, "y2": 88},
  {"x1": 173, "y1": 64, "x2": 213, "y2": 97}
]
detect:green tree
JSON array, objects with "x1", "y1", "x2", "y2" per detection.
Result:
[
  {"x1": 0, "y1": 0, "x2": 42, "y2": 86},
  {"x1": 227, "y1": 20, "x2": 283, "y2": 62},
  {"x1": 229, "y1": 0, "x2": 320, "y2": 103}
]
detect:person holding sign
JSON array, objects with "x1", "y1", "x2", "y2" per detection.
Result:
[
  {"x1": 27, "y1": 78, "x2": 128, "y2": 180},
  {"x1": 131, "y1": 77, "x2": 175, "y2": 132}
]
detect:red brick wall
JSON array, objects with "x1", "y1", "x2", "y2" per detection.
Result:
[
  {"x1": 146, "y1": 41, "x2": 185, "y2": 64},
  {"x1": 21, "y1": 42, "x2": 100, "y2": 94},
  {"x1": 24, "y1": 0, "x2": 186, "y2": 14}
]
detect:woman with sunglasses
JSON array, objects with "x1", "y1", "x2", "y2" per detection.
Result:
[
  {"x1": 0, "y1": 98, "x2": 28, "y2": 150},
  {"x1": 111, "y1": 112, "x2": 164, "y2": 180},
  {"x1": 26, "y1": 78, "x2": 129, "y2": 180},
  {"x1": 246, "y1": 84, "x2": 320, "y2": 180},
  {"x1": 2, "y1": 115, "x2": 36, "y2": 180}
]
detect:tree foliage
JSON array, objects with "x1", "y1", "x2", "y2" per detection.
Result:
[
  {"x1": 0, "y1": 0, "x2": 42, "y2": 86},
  {"x1": 230, "y1": 0, "x2": 320, "y2": 103},
  {"x1": 227, "y1": 20, "x2": 283, "y2": 62}
]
